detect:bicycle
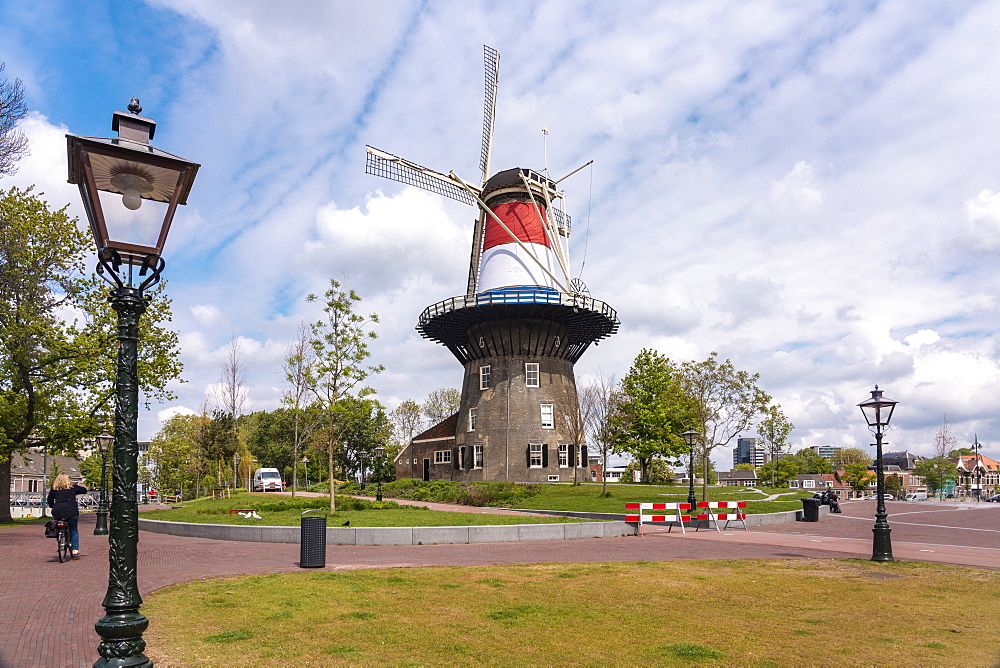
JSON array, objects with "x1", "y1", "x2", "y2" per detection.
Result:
[{"x1": 53, "y1": 519, "x2": 73, "y2": 562}]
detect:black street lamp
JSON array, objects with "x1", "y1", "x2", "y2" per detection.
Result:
[
  {"x1": 682, "y1": 430, "x2": 700, "y2": 511},
  {"x1": 94, "y1": 427, "x2": 114, "y2": 536},
  {"x1": 973, "y1": 435, "x2": 982, "y2": 501},
  {"x1": 234, "y1": 453, "x2": 241, "y2": 491},
  {"x1": 858, "y1": 385, "x2": 898, "y2": 563},
  {"x1": 67, "y1": 99, "x2": 199, "y2": 667},
  {"x1": 374, "y1": 446, "x2": 385, "y2": 502}
]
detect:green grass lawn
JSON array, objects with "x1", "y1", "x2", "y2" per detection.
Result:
[
  {"x1": 506, "y1": 482, "x2": 810, "y2": 515},
  {"x1": 143, "y1": 559, "x2": 1000, "y2": 666},
  {"x1": 139, "y1": 492, "x2": 589, "y2": 527},
  {"x1": 0, "y1": 516, "x2": 47, "y2": 530}
]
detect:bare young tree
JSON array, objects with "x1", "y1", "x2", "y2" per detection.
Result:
[
  {"x1": 933, "y1": 414, "x2": 957, "y2": 459},
  {"x1": 389, "y1": 400, "x2": 423, "y2": 480},
  {"x1": 580, "y1": 371, "x2": 617, "y2": 496},
  {"x1": 422, "y1": 387, "x2": 461, "y2": 425},
  {"x1": 283, "y1": 322, "x2": 317, "y2": 497},
  {"x1": 0, "y1": 63, "x2": 28, "y2": 176},
  {"x1": 216, "y1": 336, "x2": 250, "y2": 487}
]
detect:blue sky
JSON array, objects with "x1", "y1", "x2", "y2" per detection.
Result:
[{"x1": 2, "y1": 0, "x2": 1000, "y2": 468}]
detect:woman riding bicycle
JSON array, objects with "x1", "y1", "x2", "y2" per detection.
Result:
[{"x1": 47, "y1": 474, "x2": 88, "y2": 557}]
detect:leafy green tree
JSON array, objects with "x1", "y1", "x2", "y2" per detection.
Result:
[
  {"x1": 619, "y1": 457, "x2": 675, "y2": 484},
  {"x1": 733, "y1": 463, "x2": 755, "y2": 471},
  {"x1": 79, "y1": 452, "x2": 104, "y2": 487},
  {"x1": 885, "y1": 473, "x2": 904, "y2": 499},
  {"x1": 609, "y1": 349, "x2": 696, "y2": 483},
  {"x1": 243, "y1": 409, "x2": 298, "y2": 480},
  {"x1": 948, "y1": 447, "x2": 975, "y2": 457},
  {"x1": 149, "y1": 413, "x2": 203, "y2": 495},
  {"x1": 200, "y1": 410, "x2": 237, "y2": 487},
  {"x1": 913, "y1": 457, "x2": 959, "y2": 499},
  {"x1": 335, "y1": 396, "x2": 391, "y2": 484},
  {"x1": 422, "y1": 388, "x2": 461, "y2": 425},
  {"x1": 757, "y1": 404, "x2": 794, "y2": 486},
  {"x1": 756, "y1": 458, "x2": 800, "y2": 487},
  {"x1": 792, "y1": 448, "x2": 834, "y2": 475},
  {"x1": 682, "y1": 352, "x2": 772, "y2": 500},
  {"x1": 842, "y1": 462, "x2": 873, "y2": 494},
  {"x1": 830, "y1": 447, "x2": 872, "y2": 469},
  {"x1": 307, "y1": 279, "x2": 383, "y2": 512}
]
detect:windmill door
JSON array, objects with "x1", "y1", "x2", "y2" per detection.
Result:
[{"x1": 423, "y1": 459, "x2": 430, "y2": 481}]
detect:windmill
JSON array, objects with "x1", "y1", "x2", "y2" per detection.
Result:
[{"x1": 366, "y1": 46, "x2": 619, "y2": 483}]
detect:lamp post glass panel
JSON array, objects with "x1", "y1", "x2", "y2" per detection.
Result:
[
  {"x1": 67, "y1": 99, "x2": 198, "y2": 667},
  {"x1": 857, "y1": 385, "x2": 898, "y2": 563},
  {"x1": 374, "y1": 446, "x2": 385, "y2": 502},
  {"x1": 94, "y1": 428, "x2": 114, "y2": 536},
  {"x1": 682, "y1": 430, "x2": 700, "y2": 510}
]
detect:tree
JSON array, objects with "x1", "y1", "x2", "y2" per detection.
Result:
[
  {"x1": 0, "y1": 63, "x2": 28, "y2": 176},
  {"x1": 388, "y1": 399, "x2": 422, "y2": 480},
  {"x1": 307, "y1": 279, "x2": 383, "y2": 512},
  {"x1": 842, "y1": 462, "x2": 874, "y2": 494},
  {"x1": 580, "y1": 371, "x2": 616, "y2": 495},
  {"x1": 792, "y1": 448, "x2": 835, "y2": 475},
  {"x1": 282, "y1": 322, "x2": 318, "y2": 496},
  {"x1": 757, "y1": 404, "x2": 793, "y2": 487},
  {"x1": 733, "y1": 463, "x2": 755, "y2": 472},
  {"x1": 933, "y1": 415, "x2": 957, "y2": 459},
  {"x1": 948, "y1": 447, "x2": 975, "y2": 457},
  {"x1": 913, "y1": 457, "x2": 959, "y2": 499},
  {"x1": 619, "y1": 456, "x2": 675, "y2": 484},
  {"x1": 885, "y1": 473, "x2": 904, "y2": 499},
  {"x1": 336, "y1": 396, "x2": 391, "y2": 484},
  {"x1": 756, "y1": 458, "x2": 800, "y2": 488},
  {"x1": 422, "y1": 388, "x2": 461, "y2": 425},
  {"x1": 682, "y1": 352, "x2": 771, "y2": 500},
  {"x1": 830, "y1": 447, "x2": 872, "y2": 469},
  {"x1": 609, "y1": 349, "x2": 696, "y2": 483},
  {"x1": 216, "y1": 336, "x2": 250, "y2": 487},
  {"x1": 149, "y1": 413, "x2": 205, "y2": 495}
]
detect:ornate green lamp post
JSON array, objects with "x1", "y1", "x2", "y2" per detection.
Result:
[
  {"x1": 67, "y1": 99, "x2": 199, "y2": 667},
  {"x1": 682, "y1": 430, "x2": 700, "y2": 511},
  {"x1": 857, "y1": 385, "x2": 898, "y2": 563},
  {"x1": 374, "y1": 445, "x2": 385, "y2": 502},
  {"x1": 93, "y1": 426, "x2": 114, "y2": 536}
]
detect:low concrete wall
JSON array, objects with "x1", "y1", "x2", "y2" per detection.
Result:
[
  {"x1": 510, "y1": 504, "x2": 828, "y2": 528},
  {"x1": 138, "y1": 518, "x2": 636, "y2": 545}
]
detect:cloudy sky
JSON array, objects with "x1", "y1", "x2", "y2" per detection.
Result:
[{"x1": 2, "y1": 0, "x2": 999, "y2": 469}]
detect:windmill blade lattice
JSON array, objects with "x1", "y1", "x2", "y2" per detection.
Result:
[
  {"x1": 480, "y1": 45, "x2": 500, "y2": 183},
  {"x1": 365, "y1": 146, "x2": 477, "y2": 206}
]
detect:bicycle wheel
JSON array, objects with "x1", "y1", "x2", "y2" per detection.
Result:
[{"x1": 57, "y1": 530, "x2": 70, "y2": 563}]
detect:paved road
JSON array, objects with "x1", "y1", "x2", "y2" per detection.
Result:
[{"x1": 2, "y1": 499, "x2": 996, "y2": 666}]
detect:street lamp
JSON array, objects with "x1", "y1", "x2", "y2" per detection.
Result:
[
  {"x1": 858, "y1": 385, "x2": 898, "y2": 563},
  {"x1": 94, "y1": 427, "x2": 114, "y2": 536},
  {"x1": 973, "y1": 435, "x2": 982, "y2": 501},
  {"x1": 234, "y1": 453, "x2": 241, "y2": 491},
  {"x1": 302, "y1": 456, "x2": 310, "y2": 488},
  {"x1": 682, "y1": 430, "x2": 700, "y2": 511},
  {"x1": 374, "y1": 446, "x2": 385, "y2": 502},
  {"x1": 67, "y1": 99, "x2": 199, "y2": 667}
]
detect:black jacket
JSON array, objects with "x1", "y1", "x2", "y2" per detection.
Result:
[{"x1": 47, "y1": 484, "x2": 88, "y2": 518}]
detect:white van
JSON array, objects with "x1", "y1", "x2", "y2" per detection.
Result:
[
  {"x1": 252, "y1": 468, "x2": 285, "y2": 492},
  {"x1": 905, "y1": 492, "x2": 928, "y2": 501}
]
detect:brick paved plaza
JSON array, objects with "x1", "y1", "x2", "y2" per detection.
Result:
[{"x1": 1, "y1": 500, "x2": 996, "y2": 666}]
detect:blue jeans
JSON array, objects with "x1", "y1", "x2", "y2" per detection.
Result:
[{"x1": 58, "y1": 515, "x2": 80, "y2": 550}]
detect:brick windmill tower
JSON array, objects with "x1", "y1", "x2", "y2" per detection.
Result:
[{"x1": 366, "y1": 46, "x2": 618, "y2": 482}]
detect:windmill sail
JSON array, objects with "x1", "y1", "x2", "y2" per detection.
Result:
[
  {"x1": 365, "y1": 146, "x2": 478, "y2": 206},
  {"x1": 480, "y1": 45, "x2": 500, "y2": 184}
]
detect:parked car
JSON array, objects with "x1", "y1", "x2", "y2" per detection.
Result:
[{"x1": 986, "y1": 494, "x2": 1000, "y2": 502}]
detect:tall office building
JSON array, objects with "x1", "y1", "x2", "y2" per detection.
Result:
[{"x1": 733, "y1": 437, "x2": 768, "y2": 468}]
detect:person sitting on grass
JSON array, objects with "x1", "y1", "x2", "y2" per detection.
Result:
[{"x1": 47, "y1": 474, "x2": 88, "y2": 556}]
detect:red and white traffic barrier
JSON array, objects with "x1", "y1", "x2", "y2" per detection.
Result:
[
  {"x1": 695, "y1": 501, "x2": 748, "y2": 532},
  {"x1": 625, "y1": 502, "x2": 692, "y2": 536}
]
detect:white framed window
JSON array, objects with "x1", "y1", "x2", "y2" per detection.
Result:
[
  {"x1": 803, "y1": 479, "x2": 815, "y2": 488},
  {"x1": 434, "y1": 450, "x2": 451, "y2": 464},
  {"x1": 558, "y1": 444, "x2": 568, "y2": 468},
  {"x1": 480, "y1": 365, "x2": 491, "y2": 390},
  {"x1": 525, "y1": 362, "x2": 539, "y2": 387},
  {"x1": 469, "y1": 407, "x2": 477, "y2": 432},
  {"x1": 540, "y1": 403, "x2": 554, "y2": 429},
  {"x1": 473, "y1": 445, "x2": 484, "y2": 469},
  {"x1": 529, "y1": 443, "x2": 543, "y2": 468},
  {"x1": 548, "y1": 474, "x2": 560, "y2": 482}
]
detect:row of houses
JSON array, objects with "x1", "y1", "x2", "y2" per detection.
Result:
[{"x1": 719, "y1": 450, "x2": 999, "y2": 499}]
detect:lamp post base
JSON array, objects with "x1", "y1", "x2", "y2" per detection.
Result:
[
  {"x1": 94, "y1": 510, "x2": 109, "y2": 536},
  {"x1": 872, "y1": 525, "x2": 893, "y2": 562},
  {"x1": 94, "y1": 610, "x2": 151, "y2": 667}
]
